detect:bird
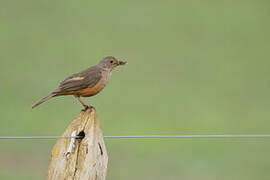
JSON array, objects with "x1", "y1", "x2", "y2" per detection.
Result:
[{"x1": 32, "y1": 56, "x2": 127, "y2": 109}]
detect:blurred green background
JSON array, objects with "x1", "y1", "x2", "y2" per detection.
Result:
[{"x1": 1, "y1": 0, "x2": 270, "y2": 179}]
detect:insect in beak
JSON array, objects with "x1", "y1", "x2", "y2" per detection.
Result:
[{"x1": 117, "y1": 60, "x2": 127, "y2": 65}]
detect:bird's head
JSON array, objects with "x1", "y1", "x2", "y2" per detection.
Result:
[{"x1": 98, "y1": 56, "x2": 127, "y2": 70}]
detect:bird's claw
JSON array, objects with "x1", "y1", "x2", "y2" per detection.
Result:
[{"x1": 82, "y1": 104, "x2": 94, "y2": 111}]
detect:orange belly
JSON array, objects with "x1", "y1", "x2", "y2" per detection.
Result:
[
  {"x1": 74, "y1": 78, "x2": 106, "y2": 97},
  {"x1": 75, "y1": 86, "x2": 102, "y2": 97}
]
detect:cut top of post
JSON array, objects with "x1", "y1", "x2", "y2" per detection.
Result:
[{"x1": 47, "y1": 108, "x2": 108, "y2": 180}]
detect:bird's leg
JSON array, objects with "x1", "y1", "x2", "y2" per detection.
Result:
[{"x1": 74, "y1": 95, "x2": 93, "y2": 110}]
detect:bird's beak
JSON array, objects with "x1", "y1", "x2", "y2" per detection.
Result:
[{"x1": 117, "y1": 60, "x2": 127, "y2": 65}]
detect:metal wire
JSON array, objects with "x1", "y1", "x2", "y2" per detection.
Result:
[
  {"x1": 104, "y1": 135, "x2": 270, "y2": 138},
  {"x1": 1, "y1": 134, "x2": 270, "y2": 139},
  {"x1": 0, "y1": 136, "x2": 80, "y2": 139}
]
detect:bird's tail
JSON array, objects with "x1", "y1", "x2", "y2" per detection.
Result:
[{"x1": 32, "y1": 92, "x2": 57, "y2": 109}]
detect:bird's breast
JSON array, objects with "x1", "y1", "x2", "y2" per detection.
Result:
[{"x1": 78, "y1": 70, "x2": 111, "y2": 97}]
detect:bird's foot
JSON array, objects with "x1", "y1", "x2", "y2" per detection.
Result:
[
  {"x1": 75, "y1": 96, "x2": 94, "y2": 111},
  {"x1": 82, "y1": 104, "x2": 94, "y2": 111}
]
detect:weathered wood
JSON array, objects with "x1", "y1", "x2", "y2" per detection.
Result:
[{"x1": 47, "y1": 108, "x2": 108, "y2": 180}]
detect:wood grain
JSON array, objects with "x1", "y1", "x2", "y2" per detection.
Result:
[{"x1": 47, "y1": 108, "x2": 108, "y2": 180}]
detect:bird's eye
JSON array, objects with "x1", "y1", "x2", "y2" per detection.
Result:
[{"x1": 110, "y1": 60, "x2": 114, "y2": 64}]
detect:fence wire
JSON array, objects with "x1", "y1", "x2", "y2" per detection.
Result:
[{"x1": 1, "y1": 134, "x2": 270, "y2": 139}]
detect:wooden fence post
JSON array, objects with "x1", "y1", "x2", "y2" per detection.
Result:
[{"x1": 47, "y1": 108, "x2": 108, "y2": 180}]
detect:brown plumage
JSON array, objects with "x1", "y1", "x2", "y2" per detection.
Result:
[{"x1": 32, "y1": 56, "x2": 127, "y2": 109}]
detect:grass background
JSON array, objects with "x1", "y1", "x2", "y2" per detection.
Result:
[{"x1": 1, "y1": 0, "x2": 270, "y2": 179}]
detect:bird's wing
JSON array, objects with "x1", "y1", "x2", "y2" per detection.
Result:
[{"x1": 58, "y1": 67, "x2": 102, "y2": 92}]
